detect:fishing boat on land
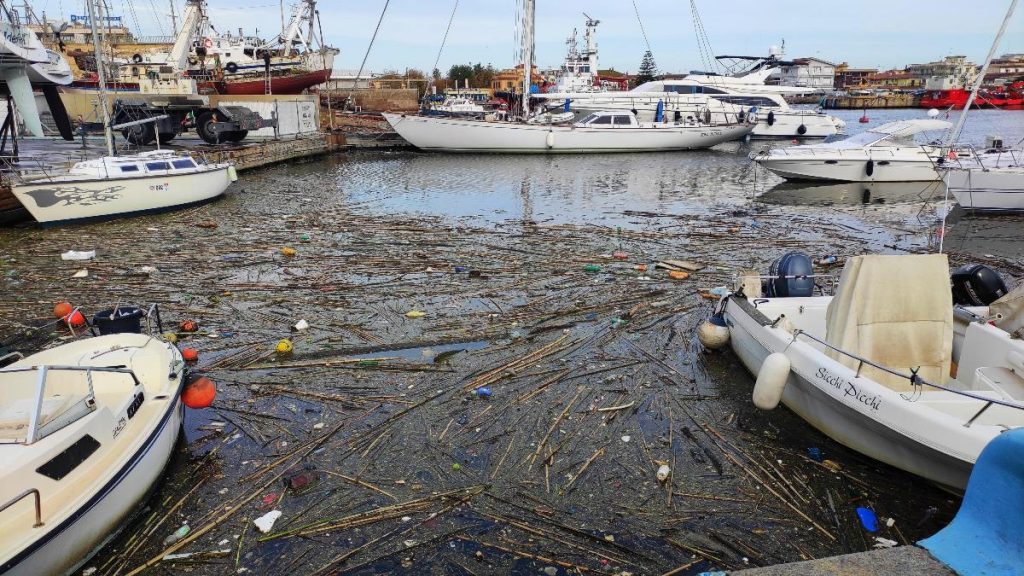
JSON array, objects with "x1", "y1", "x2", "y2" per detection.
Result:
[
  {"x1": 0, "y1": 306, "x2": 193, "y2": 575},
  {"x1": 707, "y1": 253, "x2": 1024, "y2": 490}
]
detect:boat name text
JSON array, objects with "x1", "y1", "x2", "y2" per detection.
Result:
[{"x1": 815, "y1": 367, "x2": 881, "y2": 411}]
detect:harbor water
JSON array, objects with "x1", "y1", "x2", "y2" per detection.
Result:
[{"x1": 0, "y1": 107, "x2": 1021, "y2": 575}]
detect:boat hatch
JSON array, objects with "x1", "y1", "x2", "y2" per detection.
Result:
[
  {"x1": 35, "y1": 434, "x2": 101, "y2": 480},
  {"x1": 0, "y1": 366, "x2": 137, "y2": 444}
]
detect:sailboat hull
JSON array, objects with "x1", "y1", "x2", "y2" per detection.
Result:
[
  {"x1": 12, "y1": 165, "x2": 235, "y2": 225},
  {"x1": 947, "y1": 168, "x2": 1024, "y2": 211},
  {"x1": 383, "y1": 113, "x2": 752, "y2": 153}
]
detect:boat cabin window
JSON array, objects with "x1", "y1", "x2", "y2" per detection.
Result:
[
  {"x1": 172, "y1": 159, "x2": 197, "y2": 169},
  {"x1": 589, "y1": 115, "x2": 613, "y2": 124},
  {"x1": 146, "y1": 161, "x2": 171, "y2": 171},
  {"x1": 119, "y1": 165, "x2": 140, "y2": 173},
  {"x1": 713, "y1": 95, "x2": 778, "y2": 107},
  {"x1": 663, "y1": 85, "x2": 728, "y2": 95},
  {"x1": 613, "y1": 115, "x2": 633, "y2": 125}
]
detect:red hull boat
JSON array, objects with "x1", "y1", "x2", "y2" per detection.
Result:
[
  {"x1": 920, "y1": 87, "x2": 1024, "y2": 109},
  {"x1": 210, "y1": 68, "x2": 331, "y2": 95}
]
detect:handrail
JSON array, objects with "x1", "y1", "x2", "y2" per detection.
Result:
[
  {"x1": 0, "y1": 489, "x2": 43, "y2": 528},
  {"x1": 788, "y1": 328, "x2": 1024, "y2": 414}
]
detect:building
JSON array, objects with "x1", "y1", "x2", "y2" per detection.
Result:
[
  {"x1": 906, "y1": 55, "x2": 978, "y2": 90},
  {"x1": 834, "y1": 63, "x2": 879, "y2": 90},
  {"x1": 490, "y1": 64, "x2": 542, "y2": 93},
  {"x1": 321, "y1": 70, "x2": 375, "y2": 90},
  {"x1": 985, "y1": 53, "x2": 1024, "y2": 85},
  {"x1": 776, "y1": 57, "x2": 838, "y2": 90},
  {"x1": 864, "y1": 70, "x2": 923, "y2": 91}
]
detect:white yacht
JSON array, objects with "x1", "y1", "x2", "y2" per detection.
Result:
[
  {"x1": 752, "y1": 119, "x2": 955, "y2": 182},
  {"x1": 385, "y1": 110, "x2": 753, "y2": 153},
  {"x1": 542, "y1": 79, "x2": 844, "y2": 139},
  {"x1": 945, "y1": 164, "x2": 1024, "y2": 211}
]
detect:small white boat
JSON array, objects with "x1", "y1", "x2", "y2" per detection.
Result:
[
  {"x1": 716, "y1": 253, "x2": 1024, "y2": 490},
  {"x1": 752, "y1": 119, "x2": 954, "y2": 182},
  {"x1": 12, "y1": 150, "x2": 237, "y2": 225},
  {"x1": 0, "y1": 328, "x2": 186, "y2": 575},
  {"x1": 945, "y1": 165, "x2": 1024, "y2": 211},
  {"x1": 384, "y1": 110, "x2": 753, "y2": 153}
]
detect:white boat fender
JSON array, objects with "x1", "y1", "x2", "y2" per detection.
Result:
[
  {"x1": 228, "y1": 165, "x2": 238, "y2": 182},
  {"x1": 753, "y1": 352, "x2": 790, "y2": 410},
  {"x1": 546, "y1": 131, "x2": 555, "y2": 149},
  {"x1": 698, "y1": 313, "x2": 730, "y2": 350}
]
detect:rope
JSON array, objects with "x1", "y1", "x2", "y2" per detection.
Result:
[
  {"x1": 346, "y1": 0, "x2": 391, "y2": 110},
  {"x1": 429, "y1": 0, "x2": 459, "y2": 92},
  {"x1": 631, "y1": 0, "x2": 652, "y2": 54}
]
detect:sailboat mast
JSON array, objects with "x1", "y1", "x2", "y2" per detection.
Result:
[
  {"x1": 520, "y1": 0, "x2": 534, "y2": 118},
  {"x1": 86, "y1": 0, "x2": 114, "y2": 156},
  {"x1": 945, "y1": 0, "x2": 1019, "y2": 147}
]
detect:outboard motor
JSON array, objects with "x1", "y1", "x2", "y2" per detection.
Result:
[
  {"x1": 765, "y1": 252, "x2": 815, "y2": 298},
  {"x1": 951, "y1": 264, "x2": 1008, "y2": 306}
]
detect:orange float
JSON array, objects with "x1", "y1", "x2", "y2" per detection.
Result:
[
  {"x1": 182, "y1": 376, "x2": 216, "y2": 408},
  {"x1": 53, "y1": 301, "x2": 73, "y2": 319},
  {"x1": 66, "y1": 310, "x2": 87, "y2": 327},
  {"x1": 182, "y1": 347, "x2": 199, "y2": 362}
]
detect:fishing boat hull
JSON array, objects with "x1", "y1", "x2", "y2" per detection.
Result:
[
  {"x1": 723, "y1": 294, "x2": 1022, "y2": 491},
  {"x1": 201, "y1": 68, "x2": 331, "y2": 95},
  {"x1": 12, "y1": 164, "x2": 235, "y2": 225},
  {"x1": 383, "y1": 113, "x2": 752, "y2": 153},
  {"x1": 946, "y1": 168, "x2": 1024, "y2": 211}
]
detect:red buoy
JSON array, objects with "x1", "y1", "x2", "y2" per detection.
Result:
[
  {"x1": 180, "y1": 320, "x2": 199, "y2": 332},
  {"x1": 182, "y1": 347, "x2": 199, "y2": 362},
  {"x1": 53, "y1": 301, "x2": 73, "y2": 319},
  {"x1": 182, "y1": 376, "x2": 216, "y2": 408},
  {"x1": 66, "y1": 310, "x2": 86, "y2": 328}
]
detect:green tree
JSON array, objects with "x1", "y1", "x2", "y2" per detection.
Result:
[
  {"x1": 635, "y1": 50, "x2": 658, "y2": 85},
  {"x1": 448, "y1": 64, "x2": 474, "y2": 87}
]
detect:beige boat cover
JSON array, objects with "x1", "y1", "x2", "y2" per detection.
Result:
[
  {"x1": 992, "y1": 284, "x2": 1024, "y2": 337},
  {"x1": 825, "y1": 254, "x2": 953, "y2": 391}
]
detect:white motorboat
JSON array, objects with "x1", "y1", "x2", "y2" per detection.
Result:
[
  {"x1": 945, "y1": 165, "x2": 1024, "y2": 211},
  {"x1": 715, "y1": 253, "x2": 1024, "y2": 490},
  {"x1": 0, "y1": 326, "x2": 187, "y2": 575},
  {"x1": 384, "y1": 110, "x2": 753, "y2": 153},
  {"x1": 543, "y1": 81, "x2": 844, "y2": 139},
  {"x1": 752, "y1": 119, "x2": 955, "y2": 182},
  {"x1": 12, "y1": 150, "x2": 237, "y2": 225},
  {"x1": 428, "y1": 97, "x2": 489, "y2": 117}
]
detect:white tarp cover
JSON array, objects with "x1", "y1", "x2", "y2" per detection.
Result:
[
  {"x1": 825, "y1": 254, "x2": 953, "y2": 391},
  {"x1": 992, "y1": 284, "x2": 1024, "y2": 337}
]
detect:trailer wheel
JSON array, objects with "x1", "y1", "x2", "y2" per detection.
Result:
[
  {"x1": 226, "y1": 130, "x2": 248, "y2": 142},
  {"x1": 122, "y1": 122, "x2": 156, "y2": 145},
  {"x1": 196, "y1": 111, "x2": 220, "y2": 144}
]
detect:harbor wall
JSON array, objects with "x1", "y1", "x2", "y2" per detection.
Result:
[
  {"x1": 320, "y1": 88, "x2": 420, "y2": 112},
  {"x1": 822, "y1": 94, "x2": 921, "y2": 109}
]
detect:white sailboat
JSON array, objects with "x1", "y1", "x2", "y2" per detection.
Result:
[
  {"x1": 942, "y1": 0, "x2": 1024, "y2": 211},
  {"x1": 10, "y1": 0, "x2": 236, "y2": 226},
  {"x1": 0, "y1": 321, "x2": 188, "y2": 575},
  {"x1": 384, "y1": 0, "x2": 754, "y2": 153}
]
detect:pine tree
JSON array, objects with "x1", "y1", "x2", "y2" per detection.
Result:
[{"x1": 635, "y1": 50, "x2": 659, "y2": 86}]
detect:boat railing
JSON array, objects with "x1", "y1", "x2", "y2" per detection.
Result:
[
  {"x1": 0, "y1": 488, "x2": 44, "y2": 528},
  {"x1": 0, "y1": 365, "x2": 141, "y2": 444},
  {"x1": 788, "y1": 328, "x2": 1024, "y2": 425},
  {"x1": 0, "y1": 153, "x2": 91, "y2": 184}
]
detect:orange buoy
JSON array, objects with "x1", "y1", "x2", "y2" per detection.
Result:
[
  {"x1": 53, "y1": 301, "x2": 73, "y2": 319},
  {"x1": 180, "y1": 320, "x2": 199, "y2": 332},
  {"x1": 182, "y1": 347, "x2": 199, "y2": 362},
  {"x1": 668, "y1": 271, "x2": 690, "y2": 280},
  {"x1": 182, "y1": 376, "x2": 216, "y2": 409},
  {"x1": 66, "y1": 310, "x2": 87, "y2": 327}
]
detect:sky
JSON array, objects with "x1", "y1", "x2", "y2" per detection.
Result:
[{"x1": 42, "y1": 0, "x2": 1024, "y2": 74}]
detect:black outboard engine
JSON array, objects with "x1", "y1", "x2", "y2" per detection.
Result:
[
  {"x1": 951, "y1": 264, "x2": 1008, "y2": 306},
  {"x1": 765, "y1": 252, "x2": 815, "y2": 297}
]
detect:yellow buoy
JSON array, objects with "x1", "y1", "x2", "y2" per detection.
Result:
[
  {"x1": 276, "y1": 338, "x2": 294, "y2": 354},
  {"x1": 405, "y1": 310, "x2": 426, "y2": 319},
  {"x1": 281, "y1": 247, "x2": 297, "y2": 257}
]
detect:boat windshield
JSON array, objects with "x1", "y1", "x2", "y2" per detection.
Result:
[{"x1": 817, "y1": 131, "x2": 891, "y2": 149}]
